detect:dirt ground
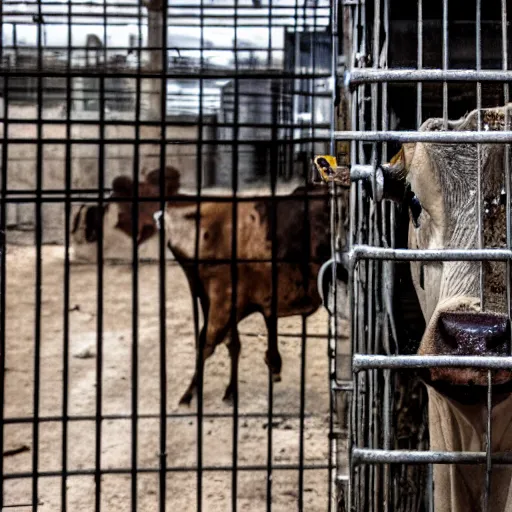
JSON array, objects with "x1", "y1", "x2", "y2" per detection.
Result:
[{"x1": 2, "y1": 244, "x2": 345, "y2": 511}]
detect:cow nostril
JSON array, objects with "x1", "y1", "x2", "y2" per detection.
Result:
[
  {"x1": 438, "y1": 314, "x2": 463, "y2": 349},
  {"x1": 486, "y1": 317, "x2": 511, "y2": 350},
  {"x1": 437, "y1": 312, "x2": 511, "y2": 355}
]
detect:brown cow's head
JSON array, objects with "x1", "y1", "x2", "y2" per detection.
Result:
[
  {"x1": 382, "y1": 106, "x2": 512, "y2": 393},
  {"x1": 71, "y1": 166, "x2": 180, "y2": 261},
  {"x1": 111, "y1": 166, "x2": 181, "y2": 244}
]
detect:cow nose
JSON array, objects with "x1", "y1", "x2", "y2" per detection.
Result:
[{"x1": 437, "y1": 311, "x2": 511, "y2": 356}]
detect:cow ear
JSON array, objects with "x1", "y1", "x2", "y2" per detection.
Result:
[
  {"x1": 379, "y1": 144, "x2": 414, "y2": 202},
  {"x1": 145, "y1": 166, "x2": 181, "y2": 197},
  {"x1": 112, "y1": 175, "x2": 133, "y2": 197}
]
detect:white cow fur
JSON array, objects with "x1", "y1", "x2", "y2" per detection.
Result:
[
  {"x1": 428, "y1": 387, "x2": 512, "y2": 512},
  {"x1": 70, "y1": 203, "x2": 173, "y2": 263}
]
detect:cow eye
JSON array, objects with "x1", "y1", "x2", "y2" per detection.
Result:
[
  {"x1": 405, "y1": 184, "x2": 422, "y2": 228},
  {"x1": 410, "y1": 195, "x2": 422, "y2": 227}
]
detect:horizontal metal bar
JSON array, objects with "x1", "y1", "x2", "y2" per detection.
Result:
[
  {"x1": 2, "y1": 463, "x2": 330, "y2": 480},
  {"x1": 334, "y1": 130, "x2": 512, "y2": 143},
  {"x1": 351, "y1": 245, "x2": 512, "y2": 263},
  {"x1": 353, "y1": 449, "x2": 512, "y2": 465},
  {"x1": 348, "y1": 164, "x2": 373, "y2": 180},
  {"x1": 0, "y1": 192, "x2": 340, "y2": 204},
  {"x1": 353, "y1": 354, "x2": 512, "y2": 371},
  {"x1": 2, "y1": 0, "x2": 329, "y2": 8},
  {"x1": 0, "y1": 68, "x2": 332, "y2": 80},
  {"x1": 345, "y1": 69, "x2": 512, "y2": 84},
  {"x1": 2, "y1": 11, "x2": 329, "y2": 20},
  {"x1": 1, "y1": 21, "x2": 328, "y2": 29},
  {"x1": 0, "y1": 118, "x2": 331, "y2": 130},
  {"x1": 2, "y1": 410, "x2": 316, "y2": 424},
  {"x1": 4, "y1": 254, "x2": 332, "y2": 265},
  {"x1": 0, "y1": 137, "x2": 329, "y2": 145}
]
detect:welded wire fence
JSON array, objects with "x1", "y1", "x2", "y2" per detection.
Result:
[
  {"x1": 335, "y1": 1, "x2": 512, "y2": 511},
  {"x1": 0, "y1": 0, "x2": 339, "y2": 511}
]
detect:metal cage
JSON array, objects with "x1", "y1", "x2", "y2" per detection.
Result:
[
  {"x1": 334, "y1": 1, "x2": 512, "y2": 511},
  {"x1": 0, "y1": 1, "x2": 339, "y2": 511}
]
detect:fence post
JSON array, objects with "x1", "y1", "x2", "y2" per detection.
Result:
[{"x1": 144, "y1": 0, "x2": 164, "y2": 121}]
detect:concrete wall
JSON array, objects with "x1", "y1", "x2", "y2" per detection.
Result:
[{"x1": 1, "y1": 105, "x2": 215, "y2": 245}]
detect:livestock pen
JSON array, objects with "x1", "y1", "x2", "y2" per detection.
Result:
[
  {"x1": 0, "y1": 0, "x2": 345, "y2": 511},
  {"x1": 334, "y1": 1, "x2": 512, "y2": 512},
  {"x1": 9, "y1": 1, "x2": 512, "y2": 512}
]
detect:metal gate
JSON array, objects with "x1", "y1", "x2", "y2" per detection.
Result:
[
  {"x1": 0, "y1": 0, "x2": 339, "y2": 511},
  {"x1": 332, "y1": 1, "x2": 512, "y2": 511}
]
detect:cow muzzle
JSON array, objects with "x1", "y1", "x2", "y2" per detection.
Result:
[{"x1": 428, "y1": 310, "x2": 512, "y2": 385}]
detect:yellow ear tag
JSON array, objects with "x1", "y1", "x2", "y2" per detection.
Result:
[
  {"x1": 314, "y1": 155, "x2": 338, "y2": 182},
  {"x1": 313, "y1": 155, "x2": 351, "y2": 187}
]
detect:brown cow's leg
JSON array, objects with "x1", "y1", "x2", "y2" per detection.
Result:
[
  {"x1": 222, "y1": 328, "x2": 241, "y2": 402},
  {"x1": 264, "y1": 315, "x2": 282, "y2": 382},
  {"x1": 179, "y1": 316, "x2": 231, "y2": 406}
]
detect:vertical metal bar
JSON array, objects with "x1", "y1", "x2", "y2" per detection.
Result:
[
  {"x1": 417, "y1": 0, "x2": 423, "y2": 129},
  {"x1": 232, "y1": 2, "x2": 240, "y2": 511},
  {"x1": 130, "y1": 3, "x2": 143, "y2": 509},
  {"x1": 502, "y1": 0, "x2": 511, "y2": 347},
  {"x1": 94, "y1": 3, "x2": 108, "y2": 510},
  {"x1": 370, "y1": 1, "x2": 381, "y2": 509},
  {"x1": 61, "y1": 2, "x2": 73, "y2": 509},
  {"x1": 442, "y1": 0, "x2": 448, "y2": 127},
  {"x1": 358, "y1": 1, "x2": 368, "y2": 508},
  {"x1": 0, "y1": 16, "x2": 8, "y2": 510},
  {"x1": 328, "y1": 0, "x2": 339, "y2": 507},
  {"x1": 267, "y1": 0, "x2": 273, "y2": 68},
  {"x1": 428, "y1": 464, "x2": 434, "y2": 512},
  {"x1": 381, "y1": 0, "x2": 392, "y2": 509},
  {"x1": 299, "y1": 6, "x2": 317, "y2": 511},
  {"x1": 267, "y1": 84, "x2": 276, "y2": 512},
  {"x1": 352, "y1": 3, "x2": 364, "y2": 509},
  {"x1": 484, "y1": 370, "x2": 492, "y2": 511},
  {"x1": 33, "y1": 5, "x2": 44, "y2": 510},
  {"x1": 476, "y1": 0, "x2": 484, "y2": 313},
  {"x1": 423, "y1": 16, "x2": 432, "y2": 512},
  {"x1": 475, "y1": 5, "x2": 491, "y2": 509},
  {"x1": 348, "y1": 3, "x2": 360, "y2": 507},
  {"x1": 298, "y1": 316, "x2": 307, "y2": 512},
  {"x1": 196, "y1": 0, "x2": 205, "y2": 509},
  {"x1": 158, "y1": 1, "x2": 169, "y2": 510}
]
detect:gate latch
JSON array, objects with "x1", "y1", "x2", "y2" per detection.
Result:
[{"x1": 317, "y1": 252, "x2": 349, "y2": 317}]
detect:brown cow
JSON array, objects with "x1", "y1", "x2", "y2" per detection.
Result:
[{"x1": 71, "y1": 166, "x2": 348, "y2": 405}]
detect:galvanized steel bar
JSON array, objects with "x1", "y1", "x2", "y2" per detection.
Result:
[
  {"x1": 442, "y1": 0, "x2": 448, "y2": 128},
  {"x1": 503, "y1": 0, "x2": 512, "y2": 346},
  {"x1": 485, "y1": 370, "x2": 493, "y2": 511},
  {"x1": 345, "y1": 69, "x2": 512, "y2": 84},
  {"x1": 353, "y1": 354, "x2": 512, "y2": 371},
  {"x1": 353, "y1": 449, "x2": 512, "y2": 465},
  {"x1": 335, "y1": 130, "x2": 512, "y2": 143},
  {"x1": 328, "y1": 0, "x2": 341, "y2": 506},
  {"x1": 351, "y1": 245, "x2": 512, "y2": 263},
  {"x1": 502, "y1": 37, "x2": 512, "y2": 512},
  {"x1": 381, "y1": 0, "x2": 392, "y2": 509}
]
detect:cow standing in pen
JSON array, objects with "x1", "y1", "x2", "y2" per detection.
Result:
[
  {"x1": 71, "y1": 167, "x2": 348, "y2": 406},
  {"x1": 369, "y1": 105, "x2": 512, "y2": 512}
]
